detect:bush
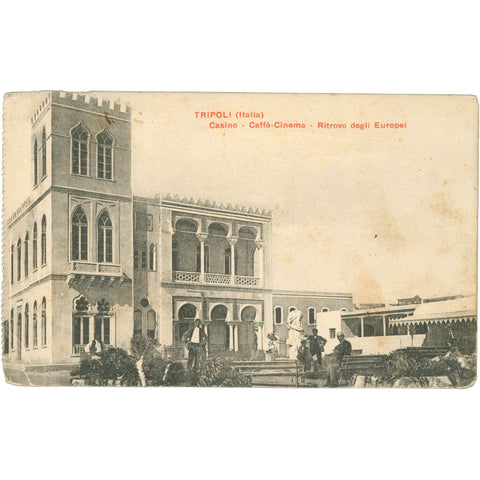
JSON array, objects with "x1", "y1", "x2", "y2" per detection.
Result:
[
  {"x1": 193, "y1": 356, "x2": 251, "y2": 387},
  {"x1": 382, "y1": 350, "x2": 477, "y2": 387}
]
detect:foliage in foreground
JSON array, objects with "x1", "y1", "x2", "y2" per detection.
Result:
[
  {"x1": 191, "y1": 356, "x2": 251, "y2": 387},
  {"x1": 71, "y1": 339, "x2": 185, "y2": 386},
  {"x1": 382, "y1": 350, "x2": 476, "y2": 387}
]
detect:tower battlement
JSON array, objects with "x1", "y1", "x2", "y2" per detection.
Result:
[{"x1": 31, "y1": 91, "x2": 131, "y2": 126}]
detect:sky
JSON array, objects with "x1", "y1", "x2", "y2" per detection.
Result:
[{"x1": 3, "y1": 92, "x2": 478, "y2": 303}]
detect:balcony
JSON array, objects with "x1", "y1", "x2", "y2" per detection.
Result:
[
  {"x1": 174, "y1": 271, "x2": 261, "y2": 287},
  {"x1": 67, "y1": 261, "x2": 125, "y2": 286}
]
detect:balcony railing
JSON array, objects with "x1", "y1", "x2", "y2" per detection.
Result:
[
  {"x1": 67, "y1": 262, "x2": 124, "y2": 286},
  {"x1": 72, "y1": 344, "x2": 113, "y2": 355},
  {"x1": 174, "y1": 271, "x2": 260, "y2": 287}
]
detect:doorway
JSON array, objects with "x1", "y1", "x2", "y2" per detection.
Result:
[{"x1": 208, "y1": 305, "x2": 228, "y2": 355}]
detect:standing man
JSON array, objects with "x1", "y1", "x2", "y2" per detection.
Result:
[
  {"x1": 182, "y1": 319, "x2": 208, "y2": 372},
  {"x1": 327, "y1": 332, "x2": 352, "y2": 387},
  {"x1": 308, "y1": 328, "x2": 327, "y2": 370}
]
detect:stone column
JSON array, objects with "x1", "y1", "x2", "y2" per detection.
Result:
[
  {"x1": 229, "y1": 323, "x2": 234, "y2": 351},
  {"x1": 360, "y1": 317, "x2": 364, "y2": 337},
  {"x1": 89, "y1": 316, "x2": 95, "y2": 343},
  {"x1": 256, "y1": 323, "x2": 264, "y2": 351},
  {"x1": 196, "y1": 233, "x2": 208, "y2": 282},
  {"x1": 227, "y1": 236, "x2": 238, "y2": 283},
  {"x1": 255, "y1": 240, "x2": 264, "y2": 287},
  {"x1": 234, "y1": 324, "x2": 239, "y2": 352},
  {"x1": 383, "y1": 315, "x2": 387, "y2": 336}
]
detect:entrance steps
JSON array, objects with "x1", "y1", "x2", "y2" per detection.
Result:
[{"x1": 232, "y1": 359, "x2": 316, "y2": 388}]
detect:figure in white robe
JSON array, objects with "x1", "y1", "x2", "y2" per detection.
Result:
[{"x1": 286, "y1": 309, "x2": 305, "y2": 359}]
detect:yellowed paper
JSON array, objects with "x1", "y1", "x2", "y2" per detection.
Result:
[{"x1": 2, "y1": 92, "x2": 477, "y2": 387}]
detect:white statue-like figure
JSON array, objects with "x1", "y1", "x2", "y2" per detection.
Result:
[{"x1": 286, "y1": 309, "x2": 305, "y2": 359}]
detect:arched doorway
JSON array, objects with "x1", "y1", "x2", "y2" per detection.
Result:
[
  {"x1": 239, "y1": 306, "x2": 257, "y2": 355},
  {"x1": 209, "y1": 305, "x2": 228, "y2": 355}
]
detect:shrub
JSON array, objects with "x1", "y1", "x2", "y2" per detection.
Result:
[{"x1": 193, "y1": 356, "x2": 251, "y2": 387}]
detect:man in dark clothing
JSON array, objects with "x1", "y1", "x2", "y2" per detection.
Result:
[
  {"x1": 308, "y1": 328, "x2": 327, "y2": 370},
  {"x1": 327, "y1": 332, "x2": 352, "y2": 387},
  {"x1": 182, "y1": 319, "x2": 208, "y2": 372},
  {"x1": 297, "y1": 339, "x2": 312, "y2": 371}
]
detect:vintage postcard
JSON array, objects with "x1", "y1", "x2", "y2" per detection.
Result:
[{"x1": 2, "y1": 92, "x2": 477, "y2": 388}]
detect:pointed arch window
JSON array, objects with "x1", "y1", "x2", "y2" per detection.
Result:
[
  {"x1": 71, "y1": 124, "x2": 89, "y2": 176},
  {"x1": 97, "y1": 129, "x2": 114, "y2": 180},
  {"x1": 41, "y1": 297, "x2": 47, "y2": 346},
  {"x1": 24, "y1": 232, "x2": 29, "y2": 277},
  {"x1": 17, "y1": 239, "x2": 21, "y2": 281},
  {"x1": 10, "y1": 309, "x2": 14, "y2": 350},
  {"x1": 97, "y1": 210, "x2": 113, "y2": 263},
  {"x1": 41, "y1": 127, "x2": 47, "y2": 178},
  {"x1": 33, "y1": 302, "x2": 38, "y2": 348},
  {"x1": 33, "y1": 138, "x2": 38, "y2": 185},
  {"x1": 149, "y1": 243, "x2": 156, "y2": 270},
  {"x1": 33, "y1": 223, "x2": 38, "y2": 270},
  {"x1": 41, "y1": 215, "x2": 47, "y2": 266},
  {"x1": 71, "y1": 207, "x2": 88, "y2": 261},
  {"x1": 24, "y1": 304, "x2": 30, "y2": 349}
]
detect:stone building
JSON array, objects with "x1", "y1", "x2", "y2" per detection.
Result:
[{"x1": 2, "y1": 92, "x2": 353, "y2": 372}]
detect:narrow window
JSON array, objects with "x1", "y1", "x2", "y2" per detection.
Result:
[
  {"x1": 149, "y1": 244, "x2": 156, "y2": 270},
  {"x1": 224, "y1": 247, "x2": 231, "y2": 274},
  {"x1": 17, "y1": 239, "x2": 21, "y2": 281},
  {"x1": 274, "y1": 306, "x2": 283, "y2": 324},
  {"x1": 41, "y1": 127, "x2": 47, "y2": 178},
  {"x1": 308, "y1": 307, "x2": 316, "y2": 325},
  {"x1": 71, "y1": 124, "x2": 89, "y2": 175},
  {"x1": 146, "y1": 310, "x2": 156, "y2": 339},
  {"x1": 134, "y1": 310, "x2": 143, "y2": 337},
  {"x1": 97, "y1": 210, "x2": 113, "y2": 263},
  {"x1": 32, "y1": 223, "x2": 38, "y2": 270},
  {"x1": 172, "y1": 238, "x2": 179, "y2": 271},
  {"x1": 141, "y1": 248, "x2": 147, "y2": 269},
  {"x1": 41, "y1": 297, "x2": 47, "y2": 346},
  {"x1": 97, "y1": 129, "x2": 113, "y2": 180},
  {"x1": 24, "y1": 232, "x2": 29, "y2": 277},
  {"x1": 10, "y1": 310, "x2": 14, "y2": 350},
  {"x1": 10, "y1": 245, "x2": 14, "y2": 284},
  {"x1": 33, "y1": 139, "x2": 38, "y2": 185},
  {"x1": 24, "y1": 304, "x2": 29, "y2": 349},
  {"x1": 71, "y1": 207, "x2": 88, "y2": 261},
  {"x1": 329, "y1": 328, "x2": 336, "y2": 339},
  {"x1": 289, "y1": 306, "x2": 296, "y2": 312},
  {"x1": 134, "y1": 249, "x2": 139, "y2": 268},
  {"x1": 41, "y1": 216, "x2": 47, "y2": 265},
  {"x1": 33, "y1": 302, "x2": 38, "y2": 348}
]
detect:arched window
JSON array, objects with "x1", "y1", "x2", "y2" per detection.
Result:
[
  {"x1": 97, "y1": 129, "x2": 113, "y2": 180},
  {"x1": 41, "y1": 215, "x2": 47, "y2": 265},
  {"x1": 241, "y1": 306, "x2": 257, "y2": 322},
  {"x1": 10, "y1": 309, "x2": 14, "y2": 350},
  {"x1": 146, "y1": 310, "x2": 157, "y2": 339},
  {"x1": 41, "y1": 297, "x2": 47, "y2": 346},
  {"x1": 71, "y1": 207, "x2": 88, "y2": 261},
  {"x1": 71, "y1": 123, "x2": 89, "y2": 176},
  {"x1": 24, "y1": 304, "x2": 29, "y2": 349},
  {"x1": 17, "y1": 239, "x2": 21, "y2": 281},
  {"x1": 24, "y1": 232, "x2": 29, "y2": 277},
  {"x1": 289, "y1": 306, "x2": 296, "y2": 312},
  {"x1": 149, "y1": 243, "x2": 156, "y2": 270},
  {"x1": 33, "y1": 302, "x2": 38, "y2": 348},
  {"x1": 41, "y1": 127, "x2": 47, "y2": 178},
  {"x1": 274, "y1": 306, "x2": 283, "y2": 324},
  {"x1": 308, "y1": 307, "x2": 316, "y2": 325},
  {"x1": 340, "y1": 308, "x2": 348, "y2": 312},
  {"x1": 178, "y1": 303, "x2": 197, "y2": 322},
  {"x1": 321, "y1": 307, "x2": 329, "y2": 313},
  {"x1": 97, "y1": 210, "x2": 113, "y2": 263},
  {"x1": 10, "y1": 245, "x2": 14, "y2": 284},
  {"x1": 33, "y1": 139, "x2": 38, "y2": 185},
  {"x1": 211, "y1": 305, "x2": 228, "y2": 322},
  {"x1": 32, "y1": 223, "x2": 38, "y2": 270}
]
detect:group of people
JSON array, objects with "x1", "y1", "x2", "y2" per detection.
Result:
[{"x1": 286, "y1": 308, "x2": 352, "y2": 386}]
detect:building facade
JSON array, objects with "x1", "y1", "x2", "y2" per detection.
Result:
[{"x1": 3, "y1": 92, "x2": 354, "y2": 368}]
